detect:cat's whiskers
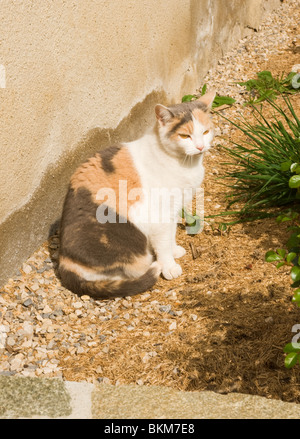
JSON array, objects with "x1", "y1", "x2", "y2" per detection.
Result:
[{"x1": 181, "y1": 153, "x2": 191, "y2": 168}]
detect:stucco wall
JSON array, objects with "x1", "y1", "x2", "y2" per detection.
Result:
[{"x1": 0, "y1": 0, "x2": 281, "y2": 285}]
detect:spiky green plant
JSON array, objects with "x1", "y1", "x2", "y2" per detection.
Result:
[{"x1": 218, "y1": 96, "x2": 300, "y2": 222}]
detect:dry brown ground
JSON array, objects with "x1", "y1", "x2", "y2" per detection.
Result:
[{"x1": 58, "y1": 48, "x2": 300, "y2": 402}]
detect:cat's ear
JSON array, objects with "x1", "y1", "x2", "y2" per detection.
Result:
[
  {"x1": 197, "y1": 90, "x2": 216, "y2": 111},
  {"x1": 155, "y1": 104, "x2": 174, "y2": 126}
]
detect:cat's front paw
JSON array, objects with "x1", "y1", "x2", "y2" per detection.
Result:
[
  {"x1": 173, "y1": 245, "x2": 186, "y2": 259},
  {"x1": 162, "y1": 263, "x2": 182, "y2": 280}
]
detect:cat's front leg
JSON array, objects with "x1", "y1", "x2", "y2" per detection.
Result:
[
  {"x1": 150, "y1": 223, "x2": 182, "y2": 280},
  {"x1": 163, "y1": 262, "x2": 182, "y2": 280},
  {"x1": 173, "y1": 244, "x2": 186, "y2": 259}
]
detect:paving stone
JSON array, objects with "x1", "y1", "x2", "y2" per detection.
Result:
[
  {"x1": 91, "y1": 384, "x2": 300, "y2": 419},
  {"x1": 0, "y1": 376, "x2": 71, "y2": 418}
]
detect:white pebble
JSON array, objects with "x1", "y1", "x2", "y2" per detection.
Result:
[
  {"x1": 10, "y1": 357, "x2": 23, "y2": 371},
  {"x1": 22, "y1": 322, "x2": 34, "y2": 337},
  {"x1": 22, "y1": 264, "x2": 32, "y2": 274},
  {"x1": 0, "y1": 333, "x2": 7, "y2": 349},
  {"x1": 169, "y1": 321, "x2": 177, "y2": 331},
  {"x1": 0, "y1": 324, "x2": 10, "y2": 333},
  {"x1": 6, "y1": 336, "x2": 15, "y2": 346},
  {"x1": 141, "y1": 353, "x2": 150, "y2": 363},
  {"x1": 73, "y1": 302, "x2": 83, "y2": 309},
  {"x1": 42, "y1": 305, "x2": 52, "y2": 314}
]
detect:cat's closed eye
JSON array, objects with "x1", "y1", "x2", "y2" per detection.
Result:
[
  {"x1": 178, "y1": 133, "x2": 191, "y2": 139},
  {"x1": 203, "y1": 130, "x2": 209, "y2": 135}
]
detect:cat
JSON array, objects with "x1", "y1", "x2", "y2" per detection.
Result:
[{"x1": 58, "y1": 90, "x2": 216, "y2": 299}]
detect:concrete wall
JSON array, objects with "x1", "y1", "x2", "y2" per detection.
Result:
[{"x1": 0, "y1": 0, "x2": 281, "y2": 286}]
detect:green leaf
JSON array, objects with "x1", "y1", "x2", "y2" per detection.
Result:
[
  {"x1": 291, "y1": 266, "x2": 300, "y2": 282},
  {"x1": 212, "y1": 95, "x2": 236, "y2": 108},
  {"x1": 284, "y1": 351, "x2": 299, "y2": 369},
  {"x1": 276, "y1": 261, "x2": 286, "y2": 269},
  {"x1": 277, "y1": 248, "x2": 287, "y2": 258},
  {"x1": 186, "y1": 216, "x2": 202, "y2": 235},
  {"x1": 287, "y1": 252, "x2": 297, "y2": 263},
  {"x1": 290, "y1": 211, "x2": 300, "y2": 220},
  {"x1": 280, "y1": 160, "x2": 292, "y2": 172},
  {"x1": 184, "y1": 213, "x2": 197, "y2": 226},
  {"x1": 265, "y1": 250, "x2": 282, "y2": 262},
  {"x1": 257, "y1": 70, "x2": 273, "y2": 80},
  {"x1": 201, "y1": 84, "x2": 207, "y2": 96},
  {"x1": 182, "y1": 94, "x2": 197, "y2": 103},
  {"x1": 289, "y1": 175, "x2": 300, "y2": 188},
  {"x1": 290, "y1": 163, "x2": 300, "y2": 174},
  {"x1": 287, "y1": 233, "x2": 300, "y2": 249},
  {"x1": 276, "y1": 214, "x2": 293, "y2": 223},
  {"x1": 292, "y1": 289, "x2": 300, "y2": 304},
  {"x1": 284, "y1": 343, "x2": 300, "y2": 353}
]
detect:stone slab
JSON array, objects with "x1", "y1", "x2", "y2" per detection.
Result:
[{"x1": 1, "y1": 377, "x2": 299, "y2": 419}]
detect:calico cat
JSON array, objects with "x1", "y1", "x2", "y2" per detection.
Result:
[{"x1": 58, "y1": 90, "x2": 215, "y2": 299}]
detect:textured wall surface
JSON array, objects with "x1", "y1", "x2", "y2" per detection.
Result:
[{"x1": 0, "y1": 0, "x2": 281, "y2": 285}]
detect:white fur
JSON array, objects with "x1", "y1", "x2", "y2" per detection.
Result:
[{"x1": 125, "y1": 111, "x2": 214, "y2": 280}]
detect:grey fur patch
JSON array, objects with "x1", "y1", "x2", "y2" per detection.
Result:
[
  {"x1": 167, "y1": 101, "x2": 207, "y2": 137},
  {"x1": 99, "y1": 145, "x2": 122, "y2": 173}
]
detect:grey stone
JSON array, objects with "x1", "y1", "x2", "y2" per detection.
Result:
[
  {"x1": 0, "y1": 377, "x2": 72, "y2": 418},
  {"x1": 22, "y1": 299, "x2": 34, "y2": 307}
]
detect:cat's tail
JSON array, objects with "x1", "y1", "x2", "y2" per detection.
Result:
[{"x1": 58, "y1": 262, "x2": 161, "y2": 299}]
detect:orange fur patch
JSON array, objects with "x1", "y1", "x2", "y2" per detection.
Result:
[
  {"x1": 59, "y1": 255, "x2": 105, "y2": 277},
  {"x1": 60, "y1": 254, "x2": 124, "y2": 276},
  {"x1": 99, "y1": 234, "x2": 109, "y2": 246},
  {"x1": 60, "y1": 252, "x2": 152, "y2": 281},
  {"x1": 168, "y1": 118, "x2": 193, "y2": 141},
  {"x1": 70, "y1": 146, "x2": 142, "y2": 218},
  {"x1": 192, "y1": 108, "x2": 212, "y2": 127},
  {"x1": 70, "y1": 154, "x2": 104, "y2": 196},
  {"x1": 123, "y1": 253, "x2": 153, "y2": 278}
]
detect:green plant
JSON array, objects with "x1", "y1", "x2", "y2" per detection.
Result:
[
  {"x1": 181, "y1": 208, "x2": 202, "y2": 235},
  {"x1": 283, "y1": 343, "x2": 300, "y2": 369},
  {"x1": 216, "y1": 93, "x2": 300, "y2": 369},
  {"x1": 265, "y1": 211, "x2": 300, "y2": 299},
  {"x1": 218, "y1": 96, "x2": 300, "y2": 222},
  {"x1": 182, "y1": 83, "x2": 236, "y2": 108},
  {"x1": 265, "y1": 210, "x2": 300, "y2": 368},
  {"x1": 238, "y1": 70, "x2": 299, "y2": 105}
]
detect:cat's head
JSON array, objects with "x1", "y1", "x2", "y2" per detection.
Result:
[{"x1": 155, "y1": 91, "x2": 216, "y2": 158}]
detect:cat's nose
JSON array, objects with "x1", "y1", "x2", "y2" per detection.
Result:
[{"x1": 196, "y1": 145, "x2": 204, "y2": 151}]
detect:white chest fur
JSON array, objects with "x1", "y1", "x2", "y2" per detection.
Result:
[{"x1": 126, "y1": 131, "x2": 205, "y2": 228}]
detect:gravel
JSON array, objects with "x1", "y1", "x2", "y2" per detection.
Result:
[{"x1": 0, "y1": 0, "x2": 299, "y2": 381}]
